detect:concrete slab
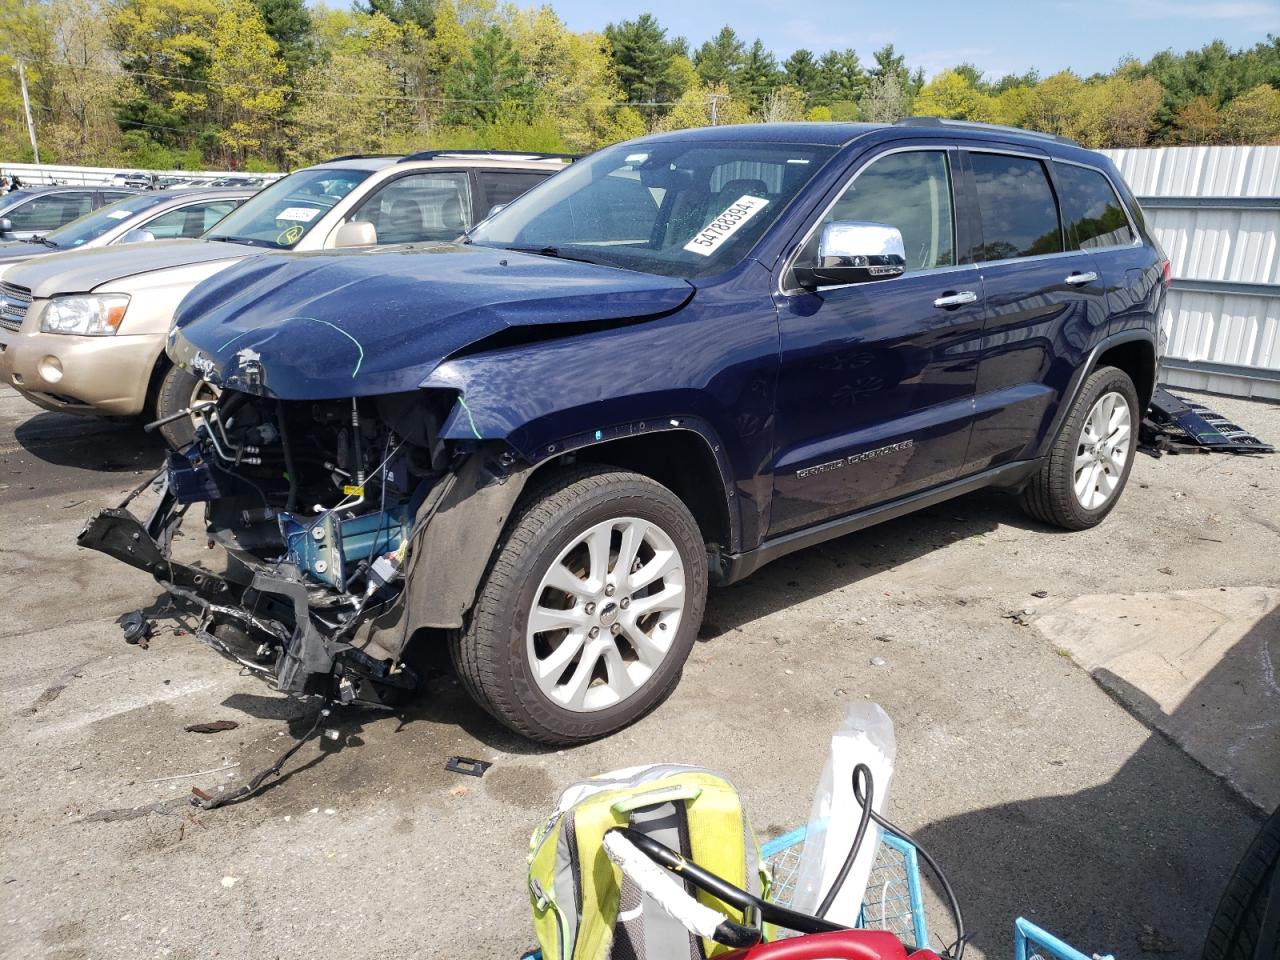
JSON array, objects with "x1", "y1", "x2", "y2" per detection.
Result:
[{"x1": 1035, "y1": 587, "x2": 1280, "y2": 810}]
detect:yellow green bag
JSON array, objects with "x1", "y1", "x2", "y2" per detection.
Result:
[{"x1": 528, "y1": 764, "x2": 766, "y2": 960}]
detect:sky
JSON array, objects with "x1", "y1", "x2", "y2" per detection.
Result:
[{"x1": 506, "y1": 0, "x2": 1280, "y2": 80}]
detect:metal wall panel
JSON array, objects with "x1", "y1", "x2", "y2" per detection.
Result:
[{"x1": 1101, "y1": 146, "x2": 1280, "y2": 399}]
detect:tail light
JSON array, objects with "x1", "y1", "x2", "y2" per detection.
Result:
[{"x1": 1160, "y1": 258, "x2": 1172, "y2": 289}]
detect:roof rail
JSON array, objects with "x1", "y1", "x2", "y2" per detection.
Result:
[
  {"x1": 324, "y1": 153, "x2": 400, "y2": 163},
  {"x1": 893, "y1": 117, "x2": 1080, "y2": 147},
  {"x1": 397, "y1": 149, "x2": 579, "y2": 164}
]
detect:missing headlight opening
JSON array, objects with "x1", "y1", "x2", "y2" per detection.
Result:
[{"x1": 78, "y1": 386, "x2": 507, "y2": 709}]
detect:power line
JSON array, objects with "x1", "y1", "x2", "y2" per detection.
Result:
[{"x1": 23, "y1": 57, "x2": 687, "y2": 109}]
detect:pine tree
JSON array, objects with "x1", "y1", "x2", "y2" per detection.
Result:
[
  {"x1": 783, "y1": 49, "x2": 819, "y2": 96},
  {"x1": 444, "y1": 23, "x2": 533, "y2": 125},
  {"x1": 693, "y1": 26, "x2": 744, "y2": 90}
]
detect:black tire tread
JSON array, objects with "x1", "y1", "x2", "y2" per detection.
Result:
[
  {"x1": 1020, "y1": 365, "x2": 1137, "y2": 530},
  {"x1": 1202, "y1": 805, "x2": 1280, "y2": 960},
  {"x1": 450, "y1": 465, "x2": 705, "y2": 745},
  {"x1": 154, "y1": 363, "x2": 202, "y2": 450}
]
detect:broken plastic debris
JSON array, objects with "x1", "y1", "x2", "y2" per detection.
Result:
[
  {"x1": 184, "y1": 720, "x2": 239, "y2": 734},
  {"x1": 220, "y1": 876, "x2": 239, "y2": 888}
]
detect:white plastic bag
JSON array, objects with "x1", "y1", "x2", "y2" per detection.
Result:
[{"x1": 789, "y1": 701, "x2": 896, "y2": 925}]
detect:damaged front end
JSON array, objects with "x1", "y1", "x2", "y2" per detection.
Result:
[{"x1": 79, "y1": 388, "x2": 513, "y2": 707}]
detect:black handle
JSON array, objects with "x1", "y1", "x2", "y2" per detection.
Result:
[{"x1": 610, "y1": 827, "x2": 848, "y2": 937}]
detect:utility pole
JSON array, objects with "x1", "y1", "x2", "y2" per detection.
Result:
[
  {"x1": 15, "y1": 59, "x2": 40, "y2": 165},
  {"x1": 708, "y1": 92, "x2": 726, "y2": 126}
]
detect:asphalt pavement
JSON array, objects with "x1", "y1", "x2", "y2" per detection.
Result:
[{"x1": 0, "y1": 383, "x2": 1275, "y2": 960}]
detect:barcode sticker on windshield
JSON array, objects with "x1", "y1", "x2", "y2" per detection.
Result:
[
  {"x1": 277, "y1": 207, "x2": 319, "y2": 223},
  {"x1": 107, "y1": 210, "x2": 132, "y2": 219},
  {"x1": 683, "y1": 195, "x2": 769, "y2": 256}
]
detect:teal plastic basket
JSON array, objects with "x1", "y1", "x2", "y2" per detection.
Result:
[{"x1": 760, "y1": 825, "x2": 929, "y2": 948}]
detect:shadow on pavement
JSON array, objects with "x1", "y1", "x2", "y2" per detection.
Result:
[
  {"x1": 911, "y1": 609, "x2": 1274, "y2": 960},
  {"x1": 13, "y1": 409, "x2": 164, "y2": 472},
  {"x1": 701, "y1": 487, "x2": 1039, "y2": 638}
]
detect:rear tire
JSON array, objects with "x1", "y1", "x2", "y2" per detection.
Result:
[
  {"x1": 451, "y1": 466, "x2": 707, "y2": 745},
  {"x1": 1020, "y1": 366, "x2": 1139, "y2": 530},
  {"x1": 1203, "y1": 805, "x2": 1280, "y2": 960},
  {"x1": 154, "y1": 364, "x2": 218, "y2": 450}
]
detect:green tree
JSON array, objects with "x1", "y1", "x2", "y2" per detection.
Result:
[
  {"x1": 109, "y1": 0, "x2": 223, "y2": 149},
  {"x1": 914, "y1": 69, "x2": 992, "y2": 120},
  {"x1": 208, "y1": 0, "x2": 286, "y2": 164},
  {"x1": 361, "y1": 0, "x2": 435, "y2": 30},
  {"x1": 738, "y1": 38, "x2": 779, "y2": 109},
  {"x1": 783, "y1": 49, "x2": 819, "y2": 95},
  {"x1": 604, "y1": 13, "x2": 686, "y2": 108},
  {"x1": 693, "y1": 26, "x2": 744, "y2": 90},
  {"x1": 43, "y1": 0, "x2": 121, "y2": 162},
  {"x1": 859, "y1": 73, "x2": 910, "y2": 122},
  {"x1": 759, "y1": 84, "x2": 806, "y2": 122},
  {"x1": 870, "y1": 44, "x2": 908, "y2": 83},
  {"x1": 815, "y1": 49, "x2": 865, "y2": 105},
  {"x1": 513, "y1": 7, "x2": 640, "y2": 150},
  {"x1": 1095, "y1": 75, "x2": 1162, "y2": 147},
  {"x1": 444, "y1": 23, "x2": 533, "y2": 125},
  {"x1": 253, "y1": 0, "x2": 312, "y2": 79},
  {"x1": 1175, "y1": 95, "x2": 1223, "y2": 144},
  {"x1": 1223, "y1": 84, "x2": 1280, "y2": 143}
]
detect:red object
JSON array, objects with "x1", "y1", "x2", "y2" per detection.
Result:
[
  {"x1": 1160, "y1": 258, "x2": 1172, "y2": 289},
  {"x1": 721, "y1": 930, "x2": 943, "y2": 960}
]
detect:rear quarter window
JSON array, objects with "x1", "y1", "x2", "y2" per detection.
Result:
[
  {"x1": 970, "y1": 153, "x2": 1063, "y2": 261},
  {"x1": 1054, "y1": 162, "x2": 1135, "y2": 250}
]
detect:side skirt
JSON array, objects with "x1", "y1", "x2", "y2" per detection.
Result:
[{"x1": 716, "y1": 459, "x2": 1041, "y2": 584}]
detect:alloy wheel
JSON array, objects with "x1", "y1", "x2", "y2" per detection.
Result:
[
  {"x1": 525, "y1": 516, "x2": 687, "y2": 712},
  {"x1": 1074, "y1": 390, "x2": 1132, "y2": 510}
]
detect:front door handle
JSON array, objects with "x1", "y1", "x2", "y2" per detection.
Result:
[
  {"x1": 1065, "y1": 271, "x2": 1098, "y2": 286},
  {"x1": 933, "y1": 290, "x2": 978, "y2": 308}
]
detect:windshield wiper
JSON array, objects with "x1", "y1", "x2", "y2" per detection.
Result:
[
  {"x1": 505, "y1": 245, "x2": 603, "y2": 266},
  {"x1": 206, "y1": 235, "x2": 276, "y2": 248},
  {"x1": 32, "y1": 235, "x2": 58, "y2": 248}
]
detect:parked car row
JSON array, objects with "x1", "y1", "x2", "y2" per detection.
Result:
[
  {"x1": 5, "y1": 126, "x2": 1167, "y2": 746},
  {"x1": 0, "y1": 150, "x2": 563, "y2": 445}
]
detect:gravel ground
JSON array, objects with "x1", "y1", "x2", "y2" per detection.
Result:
[{"x1": 0, "y1": 383, "x2": 1275, "y2": 960}]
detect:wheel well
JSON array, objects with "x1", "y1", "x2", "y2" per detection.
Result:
[
  {"x1": 1095, "y1": 340, "x2": 1156, "y2": 409},
  {"x1": 541, "y1": 431, "x2": 734, "y2": 551}
]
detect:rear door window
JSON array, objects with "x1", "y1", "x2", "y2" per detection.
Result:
[
  {"x1": 969, "y1": 153, "x2": 1063, "y2": 261},
  {"x1": 1054, "y1": 163, "x2": 1135, "y2": 250},
  {"x1": 7, "y1": 192, "x2": 93, "y2": 232},
  {"x1": 143, "y1": 199, "x2": 242, "y2": 239},
  {"x1": 478, "y1": 171, "x2": 549, "y2": 216},
  {"x1": 349, "y1": 172, "x2": 473, "y2": 244}
]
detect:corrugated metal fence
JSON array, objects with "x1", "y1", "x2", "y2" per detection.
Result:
[{"x1": 1103, "y1": 145, "x2": 1280, "y2": 401}]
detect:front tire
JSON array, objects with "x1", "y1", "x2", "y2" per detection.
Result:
[
  {"x1": 451, "y1": 466, "x2": 707, "y2": 745},
  {"x1": 153, "y1": 364, "x2": 219, "y2": 450},
  {"x1": 1020, "y1": 365, "x2": 1139, "y2": 530}
]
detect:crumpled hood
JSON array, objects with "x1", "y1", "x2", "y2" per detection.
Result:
[
  {"x1": 1, "y1": 238, "x2": 246, "y2": 298},
  {"x1": 168, "y1": 243, "x2": 695, "y2": 399}
]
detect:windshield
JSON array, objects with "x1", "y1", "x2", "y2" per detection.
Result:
[
  {"x1": 44, "y1": 193, "x2": 170, "y2": 248},
  {"x1": 204, "y1": 167, "x2": 371, "y2": 249},
  {"x1": 468, "y1": 140, "x2": 837, "y2": 279}
]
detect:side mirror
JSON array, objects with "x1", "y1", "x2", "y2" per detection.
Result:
[
  {"x1": 120, "y1": 228, "x2": 156, "y2": 244},
  {"x1": 335, "y1": 220, "x2": 378, "y2": 248},
  {"x1": 794, "y1": 221, "x2": 906, "y2": 289},
  {"x1": 0, "y1": 217, "x2": 11, "y2": 235}
]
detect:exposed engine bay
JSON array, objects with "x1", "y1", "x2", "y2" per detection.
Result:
[{"x1": 78, "y1": 388, "x2": 514, "y2": 707}]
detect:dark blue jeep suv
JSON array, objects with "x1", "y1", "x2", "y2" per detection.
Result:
[{"x1": 82, "y1": 120, "x2": 1168, "y2": 743}]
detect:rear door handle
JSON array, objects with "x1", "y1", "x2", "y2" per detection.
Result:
[
  {"x1": 1065, "y1": 271, "x2": 1098, "y2": 286},
  {"x1": 933, "y1": 290, "x2": 978, "y2": 308}
]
